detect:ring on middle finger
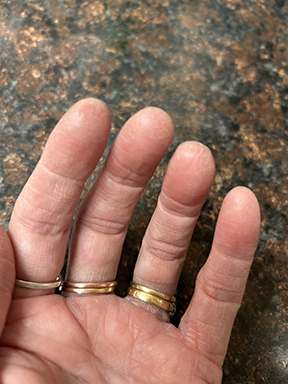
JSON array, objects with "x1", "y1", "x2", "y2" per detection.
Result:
[{"x1": 61, "y1": 280, "x2": 118, "y2": 294}]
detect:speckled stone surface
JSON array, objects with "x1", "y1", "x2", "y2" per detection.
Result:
[{"x1": 0, "y1": 1, "x2": 287, "y2": 382}]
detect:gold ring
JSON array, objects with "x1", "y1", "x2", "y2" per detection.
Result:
[
  {"x1": 62, "y1": 287, "x2": 116, "y2": 294},
  {"x1": 127, "y1": 285, "x2": 176, "y2": 316},
  {"x1": 62, "y1": 281, "x2": 118, "y2": 289},
  {"x1": 15, "y1": 275, "x2": 63, "y2": 290},
  {"x1": 129, "y1": 282, "x2": 176, "y2": 302},
  {"x1": 61, "y1": 280, "x2": 118, "y2": 294}
]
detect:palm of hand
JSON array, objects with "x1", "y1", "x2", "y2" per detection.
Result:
[
  {"x1": 2, "y1": 294, "x2": 221, "y2": 384},
  {"x1": 0, "y1": 100, "x2": 260, "y2": 384}
]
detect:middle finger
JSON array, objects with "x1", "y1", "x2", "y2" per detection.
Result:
[{"x1": 66, "y1": 107, "x2": 174, "y2": 282}]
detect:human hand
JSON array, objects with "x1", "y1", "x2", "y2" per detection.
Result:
[{"x1": 0, "y1": 99, "x2": 260, "y2": 384}]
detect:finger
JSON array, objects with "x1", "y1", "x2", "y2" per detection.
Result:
[
  {"x1": 0, "y1": 227, "x2": 15, "y2": 335},
  {"x1": 8, "y1": 99, "x2": 111, "y2": 296},
  {"x1": 66, "y1": 107, "x2": 174, "y2": 282},
  {"x1": 128, "y1": 142, "x2": 215, "y2": 318},
  {"x1": 179, "y1": 187, "x2": 260, "y2": 366}
]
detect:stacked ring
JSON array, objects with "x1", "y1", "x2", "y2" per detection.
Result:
[
  {"x1": 61, "y1": 280, "x2": 118, "y2": 294},
  {"x1": 127, "y1": 282, "x2": 176, "y2": 316}
]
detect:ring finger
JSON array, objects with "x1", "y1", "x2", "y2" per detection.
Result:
[{"x1": 129, "y1": 141, "x2": 215, "y2": 317}]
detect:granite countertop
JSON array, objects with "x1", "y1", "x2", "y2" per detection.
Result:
[{"x1": 0, "y1": 1, "x2": 287, "y2": 383}]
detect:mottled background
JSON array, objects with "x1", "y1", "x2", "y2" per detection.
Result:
[{"x1": 0, "y1": 0, "x2": 287, "y2": 383}]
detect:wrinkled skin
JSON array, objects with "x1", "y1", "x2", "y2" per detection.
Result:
[{"x1": 0, "y1": 99, "x2": 260, "y2": 384}]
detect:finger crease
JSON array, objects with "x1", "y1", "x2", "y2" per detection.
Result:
[
  {"x1": 11, "y1": 212, "x2": 71, "y2": 237},
  {"x1": 144, "y1": 239, "x2": 187, "y2": 261},
  {"x1": 38, "y1": 160, "x2": 86, "y2": 185},
  {"x1": 197, "y1": 277, "x2": 244, "y2": 305},
  {"x1": 104, "y1": 160, "x2": 148, "y2": 189},
  {"x1": 77, "y1": 215, "x2": 128, "y2": 236},
  {"x1": 159, "y1": 193, "x2": 203, "y2": 219}
]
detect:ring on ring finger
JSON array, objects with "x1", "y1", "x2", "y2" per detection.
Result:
[{"x1": 127, "y1": 282, "x2": 176, "y2": 316}]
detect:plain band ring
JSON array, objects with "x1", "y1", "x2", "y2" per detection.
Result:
[
  {"x1": 15, "y1": 275, "x2": 63, "y2": 290},
  {"x1": 62, "y1": 287, "x2": 116, "y2": 294},
  {"x1": 62, "y1": 281, "x2": 118, "y2": 289},
  {"x1": 61, "y1": 280, "x2": 118, "y2": 294}
]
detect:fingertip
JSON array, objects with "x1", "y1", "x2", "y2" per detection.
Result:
[
  {"x1": 226, "y1": 185, "x2": 257, "y2": 199},
  {"x1": 135, "y1": 106, "x2": 174, "y2": 125},
  {"x1": 160, "y1": 142, "x2": 215, "y2": 213},
  {"x1": 175, "y1": 141, "x2": 215, "y2": 175},
  {"x1": 166, "y1": 141, "x2": 215, "y2": 188},
  {"x1": 77, "y1": 97, "x2": 110, "y2": 117},
  {"x1": 111, "y1": 107, "x2": 175, "y2": 177},
  {"x1": 222, "y1": 186, "x2": 261, "y2": 226},
  {"x1": 127, "y1": 106, "x2": 175, "y2": 144},
  {"x1": 64, "y1": 98, "x2": 111, "y2": 133},
  {"x1": 214, "y1": 186, "x2": 261, "y2": 258},
  {"x1": 69, "y1": 97, "x2": 109, "y2": 112},
  {"x1": 40, "y1": 98, "x2": 112, "y2": 180}
]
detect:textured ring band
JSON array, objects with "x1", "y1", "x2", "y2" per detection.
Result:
[
  {"x1": 127, "y1": 286, "x2": 176, "y2": 316},
  {"x1": 15, "y1": 275, "x2": 63, "y2": 290}
]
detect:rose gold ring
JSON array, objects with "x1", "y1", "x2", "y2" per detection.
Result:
[{"x1": 61, "y1": 280, "x2": 118, "y2": 294}]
